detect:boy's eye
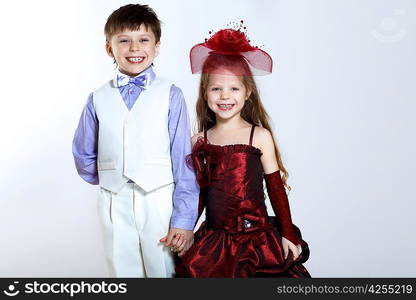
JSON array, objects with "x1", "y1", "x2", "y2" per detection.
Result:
[{"x1": 120, "y1": 39, "x2": 129, "y2": 43}]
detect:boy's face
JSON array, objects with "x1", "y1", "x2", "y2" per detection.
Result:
[{"x1": 106, "y1": 25, "x2": 160, "y2": 77}]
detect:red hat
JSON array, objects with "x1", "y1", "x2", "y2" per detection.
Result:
[{"x1": 190, "y1": 28, "x2": 273, "y2": 76}]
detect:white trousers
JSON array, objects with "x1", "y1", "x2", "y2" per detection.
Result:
[{"x1": 97, "y1": 182, "x2": 175, "y2": 277}]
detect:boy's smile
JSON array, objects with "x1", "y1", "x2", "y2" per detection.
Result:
[
  {"x1": 106, "y1": 25, "x2": 160, "y2": 77},
  {"x1": 126, "y1": 57, "x2": 144, "y2": 63}
]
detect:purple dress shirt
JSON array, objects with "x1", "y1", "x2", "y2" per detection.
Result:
[{"x1": 72, "y1": 67, "x2": 199, "y2": 230}]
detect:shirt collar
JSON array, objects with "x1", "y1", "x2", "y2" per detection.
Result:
[{"x1": 113, "y1": 65, "x2": 156, "y2": 88}]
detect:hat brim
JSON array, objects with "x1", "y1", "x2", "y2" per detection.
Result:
[{"x1": 190, "y1": 43, "x2": 273, "y2": 76}]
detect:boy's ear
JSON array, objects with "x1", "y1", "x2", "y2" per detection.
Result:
[
  {"x1": 105, "y1": 40, "x2": 114, "y2": 57},
  {"x1": 154, "y1": 41, "x2": 161, "y2": 57}
]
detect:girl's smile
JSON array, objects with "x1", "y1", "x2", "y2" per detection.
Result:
[{"x1": 217, "y1": 104, "x2": 235, "y2": 111}]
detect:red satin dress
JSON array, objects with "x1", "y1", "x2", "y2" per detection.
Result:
[{"x1": 176, "y1": 126, "x2": 311, "y2": 278}]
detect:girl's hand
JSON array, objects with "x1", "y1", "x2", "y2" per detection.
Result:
[
  {"x1": 178, "y1": 238, "x2": 194, "y2": 257},
  {"x1": 282, "y1": 237, "x2": 302, "y2": 261},
  {"x1": 160, "y1": 229, "x2": 194, "y2": 257}
]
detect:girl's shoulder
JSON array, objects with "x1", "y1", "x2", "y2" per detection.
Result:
[
  {"x1": 191, "y1": 132, "x2": 205, "y2": 147},
  {"x1": 253, "y1": 126, "x2": 274, "y2": 148},
  {"x1": 253, "y1": 126, "x2": 270, "y2": 136}
]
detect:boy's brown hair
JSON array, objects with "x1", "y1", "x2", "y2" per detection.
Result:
[{"x1": 104, "y1": 4, "x2": 161, "y2": 42}]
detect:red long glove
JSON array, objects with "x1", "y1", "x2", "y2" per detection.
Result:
[{"x1": 264, "y1": 170, "x2": 301, "y2": 245}]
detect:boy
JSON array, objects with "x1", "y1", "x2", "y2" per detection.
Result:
[{"x1": 72, "y1": 4, "x2": 198, "y2": 277}]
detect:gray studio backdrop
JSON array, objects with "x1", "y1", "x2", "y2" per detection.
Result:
[{"x1": 0, "y1": 0, "x2": 414, "y2": 277}]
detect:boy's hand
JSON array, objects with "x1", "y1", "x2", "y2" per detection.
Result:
[{"x1": 160, "y1": 228, "x2": 194, "y2": 257}]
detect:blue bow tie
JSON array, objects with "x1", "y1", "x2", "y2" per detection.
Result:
[{"x1": 116, "y1": 74, "x2": 148, "y2": 88}]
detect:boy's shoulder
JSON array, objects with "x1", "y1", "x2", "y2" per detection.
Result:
[
  {"x1": 153, "y1": 75, "x2": 180, "y2": 90},
  {"x1": 152, "y1": 75, "x2": 185, "y2": 101},
  {"x1": 92, "y1": 78, "x2": 116, "y2": 94}
]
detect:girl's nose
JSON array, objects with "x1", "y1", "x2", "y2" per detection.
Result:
[{"x1": 220, "y1": 90, "x2": 230, "y2": 99}]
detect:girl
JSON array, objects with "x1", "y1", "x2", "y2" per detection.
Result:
[{"x1": 175, "y1": 28, "x2": 311, "y2": 277}]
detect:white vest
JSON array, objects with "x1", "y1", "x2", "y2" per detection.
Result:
[{"x1": 93, "y1": 78, "x2": 174, "y2": 193}]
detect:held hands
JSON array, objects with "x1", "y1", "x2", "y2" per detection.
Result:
[
  {"x1": 282, "y1": 237, "x2": 302, "y2": 261},
  {"x1": 160, "y1": 228, "x2": 194, "y2": 257}
]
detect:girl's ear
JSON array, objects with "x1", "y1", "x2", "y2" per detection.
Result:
[
  {"x1": 105, "y1": 41, "x2": 114, "y2": 57},
  {"x1": 246, "y1": 90, "x2": 252, "y2": 100}
]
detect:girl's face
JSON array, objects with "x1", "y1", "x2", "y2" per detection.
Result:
[{"x1": 206, "y1": 73, "x2": 250, "y2": 122}]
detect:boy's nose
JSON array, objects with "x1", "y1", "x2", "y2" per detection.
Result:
[{"x1": 129, "y1": 42, "x2": 140, "y2": 51}]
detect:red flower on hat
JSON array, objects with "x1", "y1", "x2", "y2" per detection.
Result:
[
  {"x1": 190, "y1": 28, "x2": 273, "y2": 75},
  {"x1": 206, "y1": 29, "x2": 255, "y2": 53}
]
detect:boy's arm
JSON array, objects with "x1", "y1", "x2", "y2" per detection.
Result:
[
  {"x1": 72, "y1": 93, "x2": 99, "y2": 185},
  {"x1": 168, "y1": 85, "x2": 199, "y2": 230}
]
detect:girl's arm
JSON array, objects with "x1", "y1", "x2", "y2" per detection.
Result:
[{"x1": 257, "y1": 128, "x2": 301, "y2": 246}]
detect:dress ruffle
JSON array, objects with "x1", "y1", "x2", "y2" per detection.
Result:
[
  {"x1": 176, "y1": 216, "x2": 310, "y2": 278},
  {"x1": 186, "y1": 137, "x2": 262, "y2": 187}
]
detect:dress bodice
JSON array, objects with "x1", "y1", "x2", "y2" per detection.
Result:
[
  {"x1": 188, "y1": 126, "x2": 270, "y2": 233},
  {"x1": 202, "y1": 143, "x2": 264, "y2": 201}
]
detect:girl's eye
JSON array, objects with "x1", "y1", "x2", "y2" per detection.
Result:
[
  {"x1": 140, "y1": 39, "x2": 149, "y2": 42},
  {"x1": 232, "y1": 87, "x2": 240, "y2": 91},
  {"x1": 211, "y1": 87, "x2": 220, "y2": 91}
]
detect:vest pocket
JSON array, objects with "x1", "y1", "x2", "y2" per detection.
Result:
[
  {"x1": 144, "y1": 157, "x2": 171, "y2": 166},
  {"x1": 98, "y1": 160, "x2": 116, "y2": 170}
]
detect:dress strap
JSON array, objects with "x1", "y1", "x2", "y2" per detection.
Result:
[
  {"x1": 249, "y1": 125, "x2": 255, "y2": 146},
  {"x1": 204, "y1": 129, "x2": 208, "y2": 143}
]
